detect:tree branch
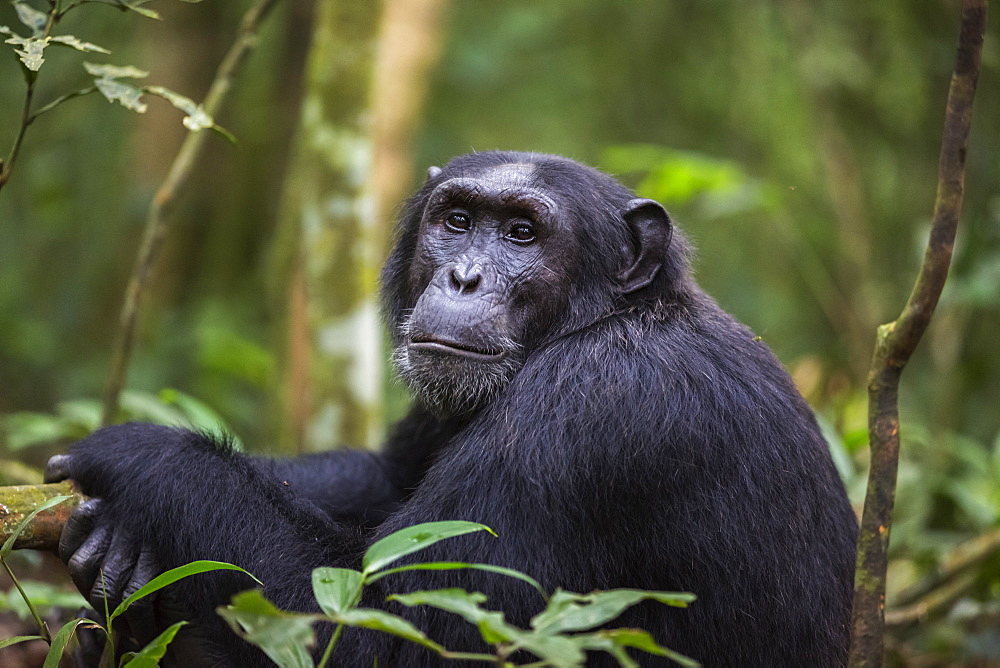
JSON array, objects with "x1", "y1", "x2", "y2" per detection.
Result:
[
  {"x1": 100, "y1": 0, "x2": 282, "y2": 426},
  {"x1": 0, "y1": 482, "x2": 83, "y2": 551},
  {"x1": 848, "y1": 2, "x2": 987, "y2": 665}
]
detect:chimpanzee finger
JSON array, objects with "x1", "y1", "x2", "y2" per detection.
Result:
[
  {"x1": 91, "y1": 527, "x2": 139, "y2": 611},
  {"x1": 66, "y1": 524, "x2": 112, "y2": 603},
  {"x1": 58, "y1": 498, "x2": 105, "y2": 564},
  {"x1": 114, "y1": 548, "x2": 161, "y2": 647},
  {"x1": 43, "y1": 453, "x2": 73, "y2": 483}
]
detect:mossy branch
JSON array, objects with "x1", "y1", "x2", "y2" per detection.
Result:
[
  {"x1": 848, "y1": 1, "x2": 987, "y2": 665},
  {"x1": 100, "y1": 0, "x2": 282, "y2": 426},
  {"x1": 0, "y1": 482, "x2": 84, "y2": 551}
]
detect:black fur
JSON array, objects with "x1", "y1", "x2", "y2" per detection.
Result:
[{"x1": 47, "y1": 152, "x2": 857, "y2": 666}]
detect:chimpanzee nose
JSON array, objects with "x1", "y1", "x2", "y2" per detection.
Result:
[{"x1": 449, "y1": 263, "x2": 482, "y2": 294}]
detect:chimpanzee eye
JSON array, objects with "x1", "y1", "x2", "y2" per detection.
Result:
[
  {"x1": 445, "y1": 212, "x2": 471, "y2": 232},
  {"x1": 506, "y1": 223, "x2": 536, "y2": 244}
]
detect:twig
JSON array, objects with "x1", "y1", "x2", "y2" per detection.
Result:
[
  {"x1": 892, "y1": 526, "x2": 1000, "y2": 609},
  {"x1": 884, "y1": 572, "x2": 977, "y2": 628},
  {"x1": 848, "y1": 2, "x2": 987, "y2": 665},
  {"x1": 0, "y1": 6, "x2": 58, "y2": 192},
  {"x1": 100, "y1": 0, "x2": 282, "y2": 425}
]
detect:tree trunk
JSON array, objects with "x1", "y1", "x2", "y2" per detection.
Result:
[{"x1": 272, "y1": 0, "x2": 385, "y2": 453}]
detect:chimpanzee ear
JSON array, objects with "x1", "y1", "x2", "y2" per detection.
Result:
[
  {"x1": 426, "y1": 166, "x2": 442, "y2": 180},
  {"x1": 619, "y1": 198, "x2": 673, "y2": 294}
]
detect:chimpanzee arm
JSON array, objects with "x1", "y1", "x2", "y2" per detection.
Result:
[
  {"x1": 252, "y1": 407, "x2": 460, "y2": 526},
  {"x1": 45, "y1": 423, "x2": 361, "y2": 665}
]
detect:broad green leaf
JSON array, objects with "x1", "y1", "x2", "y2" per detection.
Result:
[
  {"x1": 83, "y1": 62, "x2": 149, "y2": 80},
  {"x1": 362, "y1": 521, "x2": 496, "y2": 575},
  {"x1": 13, "y1": 2, "x2": 47, "y2": 35},
  {"x1": 584, "y1": 629, "x2": 700, "y2": 667},
  {"x1": 578, "y1": 635, "x2": 638, "y2": 668},
  {"x1": 5, "y1": 34, "x2": 47, "y2": 71},
  {"x1": 0, "y1": 635, "x2": 43, "y2": 649},
  {"x1": 0, "y1": 580, "x2": 88, "y2": 619},
  {"x1": 111, "y1": 560, "x2": 260, "y2": 621},
  {"x1": 56, "y1": 399, "x2": 103, "y2": 432},
  {"x1": 387, "y1": 589, "x2": 515, "y2": 646},
  {"x1": 3, "y1": 411, "x2": 74, "y2": 450},
  {"x1": 121, "y1": 621, "x2": 186, "y2": 668},
  {"x1": 50, "y1": 35, "x2": 110, "y2": 54},
  {"x1": 118, "y1": 389, "x2": 185, "y2": 424},
  {"x1": 367, "y1": 561, "x2": 547, "y2": 599},
  {"x1": 312, "y1": 567, "x2": 363, "y2": 617},
  {"x1": 43, "y1": 618, "x2": 96, "y2": 668},
  {"x1": 333, "y1": 608, "x2": 443, "y2": 654},
  {"x1": 93, "y1": 78, "x2": 147, "y2": 113},
  {"x1": 0, "y1": 495, "x2": 73, "y2": 558},
  {"x1": 531, "y1": 589, "x2": 696, "y2": 635},
  {"x1": 218, "y1": 590, "x2": 317, "y2": 668}
]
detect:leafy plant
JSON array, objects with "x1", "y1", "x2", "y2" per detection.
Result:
[
  {"x1": 219, "y1": 521, "x2": 698, "y2": 667},
  {"x1": 0, "y1": 0, "x2": 222, "y2": 192},
  {"x1": 0, "y1": 488, "x2": 260, "y2": 666},
  {"x1": 2, "y1": 387, "x2": 245, "y2": 452}
]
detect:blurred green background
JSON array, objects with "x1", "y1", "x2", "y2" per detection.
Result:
[{"x1": 1, "y1": 0, "x2": 999, "y2": 663}]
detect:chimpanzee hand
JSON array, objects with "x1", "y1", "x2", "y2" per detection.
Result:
[{"x1": 44, "y1": 424, "x2": 238, "y2": 665}]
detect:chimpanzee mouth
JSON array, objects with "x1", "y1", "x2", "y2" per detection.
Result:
[{"x1": 409, "y1": 338, "x2": 506, "y2": 361}]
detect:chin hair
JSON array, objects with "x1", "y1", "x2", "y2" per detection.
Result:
[{"x1": 392, "y1": 340, "x2": 523, "y2": 418}]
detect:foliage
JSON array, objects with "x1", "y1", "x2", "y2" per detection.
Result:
[
  {"x1": 0, "y1": 487, "x2": 258, "y2": 666},
  {"x1": 219, "y1": 521, "x2": 698, "y2": 667},
  {"x1": 2, "y1": 387, "x2": 244, "y2": 451},
  {"x1": 1, "y1": 0, "x2": 226, "y2": 191}
]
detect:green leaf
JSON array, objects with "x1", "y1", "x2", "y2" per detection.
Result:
[
  {"x1": 145, "y1": 85, "x2": 214, "y2": 130},
  {"x1": 362, "y1": 521, "x2": 496, "y2": 575},
  {"x1": 84, "y1": 62, "x2": 149, "y2": 80},
  {"x1": 367, "y1": 561, "x2": 547, "y2": 599},
  {"x1": 120, "y1": 621, "x2": 186, "y2": 667},
  {"x1": 218, "y1": 590, "x2": 317, "y2": 668},
  {"x1": 0, "y1": 580, "x2": 88, "y2": 619},
  {"x1": 111, "y1": 560, "x2": 260, "y2": 621},
  {"x1": 118, "y1": 389, "x2": 186, "y2": 424},
  {"x1": 387, "y1": 589, "x2": 515, "y2": 647},
  {"x1": 43, "y1": 618, "x2": 97, "y2": 668},
  {"x1": 0, "y1": 495, "x2": 73, "y2": 558},
  {"x1": 93, "y1": 78, "x2": 147, "y2": 113},
  {"x1": 115, "y1": 1, "x2": 161, "y2": 19},
  {"x1": 5, "y1": 34, "x2": 48, "y2": 71},
  {"x1": 50, "y1": 35, "x2": 111, "y2": 54},
  {"x1": 333, "y1": 608, "x2": 444, "y2": 654},
  {"x1": 0, "y1": 635, "x2": 44, "y2": 649},
  {"x1": 530, "y1": 589, "x2": 696, "y2": 635},
  {"x1": 158, "y1": 388, "x2": 244, "y2": 450},
  {"x1": 312, "y1": 567, "x2": 363, "y2": 617},
  {"x1": 13, "y1": 2, "x2": 48, "y2": 35},
  {"x1": 3, "y1": 411, "x2": 74, "y2": 450},
  {"x1": 583, "y1": 629, "x2": 700, "y2": 667}
]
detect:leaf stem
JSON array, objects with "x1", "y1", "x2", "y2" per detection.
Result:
[
  {"x1": 317, "y1": 622, "x2": 345, "y2": 668},
  {"x1": 1, "y1": 557, "x2": 51, "y2": 643},
  {"x1": 0, "y1": 2, "x2": 60, "y2": 192},
  {"x1": 29, "y1": 86, "x2": 99, "y2": 122}
]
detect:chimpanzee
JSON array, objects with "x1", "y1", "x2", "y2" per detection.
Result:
[{"x1": 46, "y1": 151, "x2": 858, "y2": 666}]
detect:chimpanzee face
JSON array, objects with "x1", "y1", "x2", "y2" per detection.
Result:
[{"x1": 392, "y1": 163, "x2": 576, "y2": 416}]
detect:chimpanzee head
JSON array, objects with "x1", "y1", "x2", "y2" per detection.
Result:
[{"x1": 381, "y1": 151, "x2": 690, "y2": 416}]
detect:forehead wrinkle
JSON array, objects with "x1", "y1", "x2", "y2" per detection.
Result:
[{"x1": 431, "y1": 176, "x2": 557, "y2": 218}]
